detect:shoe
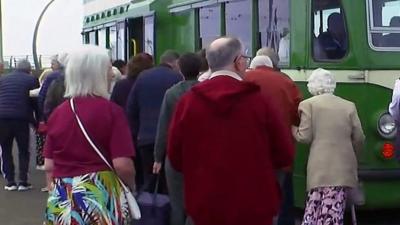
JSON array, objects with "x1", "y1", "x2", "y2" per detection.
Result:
[
  {"x1": 36, "y1": 165, "x2": 45, "y2": 171},
  {"x1": 40, "y1": 187, "x2": 48, "y2": 192},
  {"x1": 4, "y1": 182, "x2": 17, "y2": 191},
  {"x1": 17, "y1": 182, "x2": 33, "y2": 191}
]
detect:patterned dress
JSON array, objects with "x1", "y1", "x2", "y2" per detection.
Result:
[
  {"x1": 45, "y1": 171, "x2": 131, "y2": 225},
  {"x1": 302, "y1": 186, "x2": 347, "y2": 225},
  {"x1": 36, "y1": 132, "x2": 45, "y2": 166}
]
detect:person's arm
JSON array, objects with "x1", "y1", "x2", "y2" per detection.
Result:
[
  {"x1": 113, "y1": 157, "x2": 135, "y2": 191},
  {"x1": 153, "y1": 91, "x2": 174, "y2": 173},
  {"x1": 44, "y1": 158, "x2": 54, "y2": 191},
  {"x1": 110, "y1": 104, "x2": 136, "y2": 190},
  {"x1": 293, "y1": 101, "x2": 313, "y2": 144},
  {"x1": 291, "y1": 82, "x2": 303, "y2": 126},
  {"x1": 389, "y1": 79, "x2": 400, "y2": 121},
  {"x1": 167, "y1": 98, "x2": 185, "y2": 172},
  {"x1": 350, "y1": 104, "x2": 365, "y2": 157},
  {"x1": 264, "y1": 98, "x2": 295, "y2": 170}
]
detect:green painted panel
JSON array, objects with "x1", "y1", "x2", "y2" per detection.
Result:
[
  {"x1": 290, "y1": 0, "x2": 308, "y2": 68},
  {"x1": 152, "y1": 0, "x2": 196, "y2": 62},
  {"x1": 171, "y1": 11, "x2": 197, "y2": 52}
]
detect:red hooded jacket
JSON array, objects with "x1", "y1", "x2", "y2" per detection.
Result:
[{"x1": 167, "y1": 75, "x2": 295, "y2": 225}]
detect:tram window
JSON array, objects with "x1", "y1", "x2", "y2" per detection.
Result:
[
  {"x1": 117, "y1": 22, "x2": 126, "y2": 60},
  {"x1": 199, "y1": 5, "x2": 221, "y2": 49},
  {"x1": 368, "y1": 0, "x2": 400, "y2": 48},
  {"x1": 98, "y1": 29, "x2": 107, "y2": 48},
  {"x1": 109, "y1": 26, "x2": 117, "y2": 60},
  {"x1": 312, "y1": 0, "x2": 348, "y2": 60},
  {"x1": 144, "y1": 15, "x2": 155, "y2": 56},
  {"x1": 258, "y1": 0, "x2": 290, "y2": 65},
  {"x1": 89, "y1": 31, "x2": 97, "y2": 45},
  {"x1": 226, "y1": 0, "x2": 252, "y2": 55}
]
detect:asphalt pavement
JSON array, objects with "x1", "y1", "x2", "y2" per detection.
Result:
[
  {"x1": 0, "y1": 137, "x2": 399, "y2": 225},
  {"x1": 0, "y1": 166, "x2": 47, "y2": 225}
]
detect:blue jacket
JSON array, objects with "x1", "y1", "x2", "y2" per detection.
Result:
[
  {"x1": 110, "y1": 77, "x2": 137, "y2": 108},
  {"x1": 0, "y1": 70, "x2": 40, "y2": 122},
  {"x1": 38, "y1": 71, "x2": 62, "y2": 120},
  {"x1": 126, "y1": 64, "x2": 182, "y2": 147}
]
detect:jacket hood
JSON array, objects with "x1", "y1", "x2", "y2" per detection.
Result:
[{"x1": 191, "y1": 76, "x2": 260, "y2": 115}]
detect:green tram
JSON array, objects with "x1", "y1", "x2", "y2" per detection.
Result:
[{"x1": 82, "y1": 0, "x2": 400, "y2": 209}]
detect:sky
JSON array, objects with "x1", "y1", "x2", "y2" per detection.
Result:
[{"x1": 2, "y1": 0, "x2": 83, "y2": 58}]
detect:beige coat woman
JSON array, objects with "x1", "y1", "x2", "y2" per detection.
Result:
[
  {"x1": 293, "y1": 68, "x2": 365, "y2": 225},
  {"x1": 294, "y1": 93, "x2": 365, "y2": 190}
]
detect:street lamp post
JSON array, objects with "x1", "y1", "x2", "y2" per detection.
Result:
[{"x1": 32, "y1": 0, "x2": 56, "y2": 71}]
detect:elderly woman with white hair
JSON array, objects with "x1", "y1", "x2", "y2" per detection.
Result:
[
  {"x1": 43, "y1": 45, "x2": 136, "y2": 225},
  {"x1": 292, "y1": 68, "x2": 365, "y2": 225}
]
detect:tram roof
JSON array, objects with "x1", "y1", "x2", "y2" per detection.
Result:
[{"x1": 83, "y1": 0, "x2": 155, "y2": 30}]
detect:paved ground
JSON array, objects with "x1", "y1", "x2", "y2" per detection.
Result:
[
  {"x1": 0, "y1": 164, "x2": 47, "y2": 225},
  {"x1": 0, "y1": 137, "x2": 399, "y2": 225}
]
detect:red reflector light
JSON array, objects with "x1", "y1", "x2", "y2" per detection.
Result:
[{"x1": 382, "y1": 143, "x2": 395, "y2": 159}]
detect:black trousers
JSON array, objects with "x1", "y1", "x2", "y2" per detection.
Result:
[
  {"x1": 277, "y1": 172, "x2": 295, "y2": 225},
  {"x1": 0, "y1": 119, "x2": 30, "y2": 183}
]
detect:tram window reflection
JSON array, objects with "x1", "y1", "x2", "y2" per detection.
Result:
[
  {"x1": 199, "y1": 5, "x2": 221, "y2": 49},
  {"x1": 258, "y1": 0, "x2": 290, "y2": 65},
  {"x1": 98, "y1": 29, "x2": 107, "y2": 49},
  {"x1": 369, "y1": 0, "x2": 400, "y2": 49},
  {"x1": 89, "y1": 31, "x2": 97, "y2": 45},
  {"x1": 312, "y1": 0, "x2": 348, "y2": 61},
  {"x1": 109, "y1": 26, "x2": 117, "y2": 60},
  {"x1": 225, "y1": 0, "x2": 252, "y2": 55}
]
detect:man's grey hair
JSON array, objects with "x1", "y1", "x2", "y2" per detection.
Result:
[
  {"x1": 256, "y1": 47, "x2": 280, "y2": 68},
  {"x1": 16, "y1": 60, "x2": 32, "y2": 73},
  {"x1": 160, "y1": 50, "x2": 180, "y2": 64},
  {"x1": 206, "y1": 37, "x2": 242, "y2": 72}
]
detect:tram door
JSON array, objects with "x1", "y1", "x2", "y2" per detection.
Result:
[
  {"x1": 127, "y1": 15, "x2": 155, "y2": 59},
  {"x1": 127, "y1": 17, "x2": 144, "y2": 59}
]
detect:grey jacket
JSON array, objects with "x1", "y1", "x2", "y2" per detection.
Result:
[{"x1": 154, "y1": 80, "x2": 198, "y2": 162}]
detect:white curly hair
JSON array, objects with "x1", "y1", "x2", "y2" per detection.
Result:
[{"x1": 307, "y1": 68, "x2": 336, "y2": 96}]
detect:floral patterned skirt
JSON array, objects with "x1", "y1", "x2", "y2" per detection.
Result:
[
  {"x1": 45, "y1": 171, "x2": 131, "y2": 225},
  {"x1": 301, "y1": 186, "x2": 346, "y2": 225}
]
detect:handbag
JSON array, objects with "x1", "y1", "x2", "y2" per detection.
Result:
[
  {"x1": 135, "y1": 175, "x2": 170, "y2": 225},
  {"x1": 69, "y1": 98, "x2": 141, "y2": 220}
]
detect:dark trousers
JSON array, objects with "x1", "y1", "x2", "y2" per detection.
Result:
[
  {"x1": 165, "y1": 158, "x2": 186, "y2": 225},
  {"x1": 138, "y1": 144, "x2": 167, "y2": 193},
  {"x1": 277, "y1": 172, "x2": 295, "y2": 225},
  {"x1": 0, "y1": 119, "x2": 30, "y2": 183}
]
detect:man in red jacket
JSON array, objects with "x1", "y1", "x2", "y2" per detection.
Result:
[
  {"x1": 167, "y1": 37, "x2": 295, "y2": 225},
  {"x1": 246, "y1": 54, "x2": 303, "y2": 225}
]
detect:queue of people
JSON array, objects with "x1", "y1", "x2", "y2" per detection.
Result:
[{"x1": 0, "y1": 36, "x2": 369, "y2": 225}]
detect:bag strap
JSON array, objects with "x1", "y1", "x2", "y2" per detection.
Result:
[
  {"x1": 70, "y1": 98, "x2": 113, "y2": 169},
  {"x1": 69, "y1": 98, "x2": 131, "y2": 191}
]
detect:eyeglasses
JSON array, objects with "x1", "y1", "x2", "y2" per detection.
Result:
[{"x1": 234, "y1": 54, "x2": 252, "y2": 67}]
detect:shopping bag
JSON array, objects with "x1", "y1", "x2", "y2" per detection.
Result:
[{"x1": 135, "y1": 175, "x2": 170, "y2": 225}]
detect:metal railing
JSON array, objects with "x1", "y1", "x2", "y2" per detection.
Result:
[{"x1": 3, "y1": 55, "x2": 54, "y2": 70}]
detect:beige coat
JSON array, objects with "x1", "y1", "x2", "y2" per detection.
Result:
[{"x1": 293, "y1": 94, "x2": 365, "y2": 191}]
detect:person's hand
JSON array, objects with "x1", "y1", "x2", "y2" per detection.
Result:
[{"x1": 153, "y1": 162, "x2": 162, "y2": 174}]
